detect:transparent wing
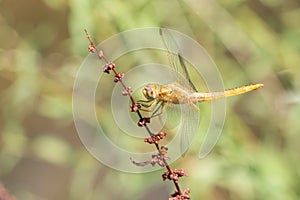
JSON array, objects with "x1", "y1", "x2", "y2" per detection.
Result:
[
  {"x1": 159, "y1": 28, "x2": 197, "y2": 92},
  {"x1": 162, "y1": 102, "x2": 200, "y2": 156},
  {"x1": 179, "y1": 103, "x2": 200, "y2": 155},
  {"x1": 178, "y1": 53, "x2": 198, "y2": 92},
  {"x1": 159, "y1": 28, "x2": 200, "y2": 155}
]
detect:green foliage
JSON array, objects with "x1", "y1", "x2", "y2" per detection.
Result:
[{"x1": 0, "y1": 0, "x2": 299, "y2": 199}]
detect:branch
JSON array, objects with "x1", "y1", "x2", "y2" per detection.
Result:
[{"x1": 84, "y1": 30, "x2": 190, "y2": 199}]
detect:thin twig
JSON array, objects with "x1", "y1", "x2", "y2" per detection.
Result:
[{"x1": 84, "y1": 30, "x2": 190, "y2": 199}]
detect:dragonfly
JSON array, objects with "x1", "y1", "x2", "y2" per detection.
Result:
[{"x1": 138, "y1": 28, "x2": 264, "y2": 156}]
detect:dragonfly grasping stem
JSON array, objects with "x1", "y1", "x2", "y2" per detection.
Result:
[{"x1": 84, "y1": 29, "x2": 187, "y2": 197}]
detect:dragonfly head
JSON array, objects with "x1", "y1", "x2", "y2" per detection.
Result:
[{"x1": 143, "y1": 84, "x2": 158, "y2": 100}]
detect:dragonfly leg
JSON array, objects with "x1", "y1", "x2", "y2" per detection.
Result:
[
  {"x1": 150, "y1": 102, "x2": 165, "y2": 118},
  {"x1": 137, "y1": 99, "x2": 154, "y2": 108},
  {"x1": 138, "y1": 100, "x2": 158, "y2": 113},
  {"x1": 137, "y1": 101, "x2": 154, "y2": 111},
  {"x1": 137, "y1": 99, "x2": 164, "y2": 117}
]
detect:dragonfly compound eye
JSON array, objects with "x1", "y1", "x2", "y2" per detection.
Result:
[{"x1": 143, "y1": 84, "x2": 157, "y2": 100}]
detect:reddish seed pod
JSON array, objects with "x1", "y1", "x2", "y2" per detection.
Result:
[
  {"x1": 158, "y1": 131, "x2": 166, "y2": 139},
  {"x1": 114, "y1": 73, "x2": 124, "y2": 82},
  {"x1": 103, "y1": 63, "x2": 111, "y2": 74},
  {"x1": 138, "y1": 117, "x2": 150, "y2": 127},
  {"x1": 144, "y1": 132, "x2": 166, "y2": 144},
  {"x1": 103, "y1": 62, "x2": 116, "y2": 74},
  {"x1": 122, "y1": 87, "x2": 133, "y2": 96},
  {"x1": 88, "y1": 45, "x2": 96, "y2": 53},
  {"x1": 138, "y1": 120, "x2": 144, "y2": 127},
  {"x1": 170, "y1": 188, "x2": 190, "y2": 200},
  {"x1": 160, "y1": 146, "x2": 168, "y2": 155},
  {"x1": 98, "y1": 50, "x2": 104, "y2": 58},
  {"x1": 114, "y1": 76, "x2": 119, "y2": 82},
  {"x1": 144, "y1": 137, "x2": 153, "y2": 144},
  {"x1": 108, "y1": 63, "x2": 115, "y2": 70},
  {"x1": 129, "y1": 103, "x2": 141, "y2": 112},
  {"x1": 169, "y1": 173, "x2": 174, "y2": 180}
]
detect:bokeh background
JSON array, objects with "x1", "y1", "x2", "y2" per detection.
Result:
[{"x1": 0, "y1": 0, "x2": 300, "y2": 199}]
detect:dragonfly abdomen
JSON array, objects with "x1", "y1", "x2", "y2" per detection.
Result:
[{"x1": 190, "y1": 84, "x2": 264, "y2": 102}]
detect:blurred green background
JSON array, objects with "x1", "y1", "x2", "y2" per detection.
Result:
[{"x1": 0, "y1": 0, "x2": 300, "y2": 199}]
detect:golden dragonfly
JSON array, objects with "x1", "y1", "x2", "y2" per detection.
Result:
[{"x1": 138, "y1": 28, "x2": 263, "y2": 156}]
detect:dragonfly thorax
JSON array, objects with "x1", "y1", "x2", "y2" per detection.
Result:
[{"x1": 143, "y1": 84, "x2": 159, "y2": 100}]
